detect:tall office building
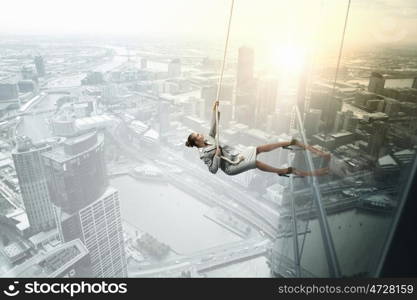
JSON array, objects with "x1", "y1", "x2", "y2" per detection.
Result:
[
  {"x1": 368, "y1": 72, "x2": 385, "y2": 94},
  {"x1": 0, "y1": 82, "x2": 19, "y2": 100},
  {"x1": 196, "y1": 98, "x2": 205, "y2": 120},
  {"x1": 297, "y1": 57, "x2": 310, "y2": 118},
  {"x1": 384, "y1": 99, "x2": 400, "y2": 117},
  {"x1": 42, "y1": 130, "x2": 127, "y2": 277},
  {"x1": 12, "y1": 136, "x2": 56, "y2": 234},
  {"x1": 368, "y1": 121, "x2": 389, "y2": 158},
  {"x1": 140, "y1": 58, "x2": 148, "y2": 69},
  {"x1": 201, "y1": 84, "x2": 233, "y2": 120},
  {"x1": 159, "y1": 100, "x2": 171, "y2": 138},
  {"x1": 219, "y1": 100, "x2": 233, "y2": 127},
  {"x1": 267, "y1": 110, "x2": 292, "y2": 135},
  {"x1": 235, "y1": 104, "x2": 255, "y2": 127},
  {"x1": 333, "y1": 111, "x2": 344, "y2": 133},
  {"x1": 236, "y1": 47, "x2": 254, "y2": 90},
  {"x1": 304, "y1": 109, "x2": 322, "y2": 137},
  {"x1": 309, "y1": 90, "x2": 330, "y2": 111},
  {"x1": 168, "y1": 58, "x2": 181, "y2": 78},
  {"x1": 342, "y1": 110, "x2": 354, "y2": 131},
  {"x1": 21, "y1": 65, "x2": 38, "y2": 82},
  {"x1": 324, "y1": 95, "x2": 343, "y2": 132},
  {"x1": 34, "y1": 56, "x2": 46, "y2": 77},
  {"x1": 235, "y1": 47, "x2": 256, "y2": 108},
  {"x1": 200, "y1": 86, "x2": 217, "y2": 113},
  {"x1": 18, "y1": 80, "x2": 38, "y2": 93},
  {"x1": 255, "y1": 77, "x2": 278, "y2": 129},
  {"x1": 235, "y1": 88, "x2": 257, "y2": 107}
]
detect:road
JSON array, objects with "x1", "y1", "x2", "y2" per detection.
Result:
[{"x1": 129, "y1": 237, "x2": 271, "y2": 277}]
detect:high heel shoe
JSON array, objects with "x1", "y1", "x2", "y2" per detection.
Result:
[{"x1": 278, "y1": 167, "x2": 305, "y2": 178}]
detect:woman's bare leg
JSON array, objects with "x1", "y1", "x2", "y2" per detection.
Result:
[
  {"x1": 256, "y1": 160, "x2": 329, "y2": 177},
  {"x1": 256, "y1": 141, "x2": 292, "y2": 154},
  {"x1": 293, "y1": 140, "x2": 331, "y2": 160},
  {"x1": 293, "y1": 167, "x2": 330, "y2": 177},
  {"x1": 305, "y1": 145, "x2": 331, "y2": 161},
  {"x1": 255, "y1": 160, "x2": 291, "y2": 175}
]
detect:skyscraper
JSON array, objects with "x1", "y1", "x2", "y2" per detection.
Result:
[
  {"x1": 12, "y1": 136, "x2": 56, "y2": 234},
  {"x1": 34, "y1": 56, "x2": 46, "y2": 77},
  {"x1": 309, "y1": 90, "x2": 330, "y2": 111},
  {"x1": 140, "y1": 58, "x2": 148, "y2": 69},
  {"x1": 236, "y1": 47, "x2": 254, "y2": 90},
  {"x1": 219, "y1": 100, "x2": 233, "y2": 127},
  {"x1": 324, "y1": 95, "x2": 343, "y2": 132},
  {"x1": 201, "y1": 84, "x2": 233, "y2": 120},
  {"x1": 168, "y1": 58, "x2": 181, "y2": 78},
  {"x1": 333, "y1": 111, "x2": 345, "y2": 133},
  {"x1": 304, "y1": 109, "x2": 322, "y2": 137},
  {"x1": 255, "y1": 77, "x2": 278, "y2": 128},
  {"x1": 18, "y1": 80, "x2": 38, "y2": 93},
  {"x1": 196, "y1": 98, "x2": 205, "y2": 120},
  {"x1": 159, "y1": 100, "x2": 171, "y2": 138},
  {"x1": 235, "y1": 47, "x2": 256, "y2": 108},
  {"x1": 21, "y1": 65, "x2": 38, "y2": 82},
  {"x1": 384, "y1": 99, "x2": 400, "y2": 117},
  {"x1": 0, "y1": 82, "x2": 19, "y2": 100},
  {"x1": 342, "y1": 110, "x2": 354, "y2": 131},
  {"x1": 368, "y1": 121, "x2": 389, "y2": 158},
  {"x1": 42, "y1": 130, "x2": 127, "y2": 277},
  {"x1": 368, "y1": 72, "x2": 385, "y2": 94},
  {"x1": 235, "y1": 104, "x2": 254, "y2": 127}
]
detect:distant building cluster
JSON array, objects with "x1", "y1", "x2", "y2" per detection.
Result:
[{"x1": 3, "y1": 131, "x2": 127, "y2": 277}]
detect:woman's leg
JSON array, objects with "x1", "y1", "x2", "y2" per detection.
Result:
[
  {"x1": 256, "y1": 141, "x2": 292, "y2": 155},
  {"x1": 256, "y1": 160, "x2": 329, "y2": 176},
  {"x1": 293, "y1": 167, "x2": 329, "y2": 177},
  {"x1": 255, "y1": 160, "x2": 292, "y2": 175},
  {"x1": 292, "y1": 140, "x2": 331, "y2": 160},
  {"x1": 306, "y1": 145, "x2": 331, "y2": 161}
]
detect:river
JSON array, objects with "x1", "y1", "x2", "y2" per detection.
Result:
[
  {"x1": 15, "y1": 93, "x2": 62, "y2": 141},
  {"x1": 110, "y1": 175, "x2": 241, "y2": 255}
]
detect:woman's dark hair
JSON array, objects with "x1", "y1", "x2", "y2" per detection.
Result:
[{"x1": 185, "y1": 133, "x2": 195, "y2": 148}]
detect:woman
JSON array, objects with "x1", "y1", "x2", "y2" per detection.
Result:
[{"x1": 185, "y1": 100, "x2": 330, "y2": 177}]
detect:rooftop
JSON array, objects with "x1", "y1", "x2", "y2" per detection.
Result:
[
  {"x1": 6, "y1": 239, "x2": 89, "y2": 277},
  {"x1": 28, "y1": 228, "x2": 59, "y2": 246},
  {"x1": 3, "y1": 241, "x2": 30, "y2": 260},
  {"x1": 331, "y1": 131, "x2": 354, "y2": 138},
  {"x1": 378, "y1": 155, "x2": 398, "y2": 167},
  {"x1": 41, "y1": 131, "x2": 103, "y2": 163}
]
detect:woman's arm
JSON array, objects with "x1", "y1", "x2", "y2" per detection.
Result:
[
  {"x1": 208, "y1": 100, "x2": 220, "y2": 138},
  {"x1": 203, "y1": 147, "x2": 222, "y2": 174}
]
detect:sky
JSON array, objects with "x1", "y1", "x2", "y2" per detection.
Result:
[{"x1": 1, "y1": 0, "x2": 417, "y2": 51}]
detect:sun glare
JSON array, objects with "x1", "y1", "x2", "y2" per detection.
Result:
[{"x1": 271, "y1": 44, "x2": 307, "y2": 76}]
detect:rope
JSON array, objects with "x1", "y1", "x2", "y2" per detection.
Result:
[
  {"x1": 215, "y1": 0, "x2": 235, "y2": 148},
  {"x1": 297, "y1": 0, "x2": 327, "y2": 256},
  {"x1": 324, "y1": 0, "x2": 351, "y2": 151},
  {"x1": 212, "y1": 0, "x2": 243, "y2": 166}
]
